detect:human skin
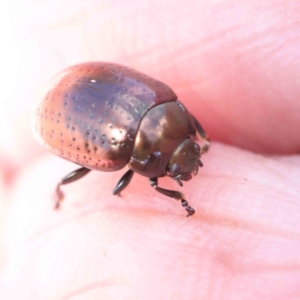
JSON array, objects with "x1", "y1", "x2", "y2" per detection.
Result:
[{"x1": 0, "y1": 0, "x2": 300, "y2": 299}]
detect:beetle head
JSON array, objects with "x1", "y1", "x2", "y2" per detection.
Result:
[{"x1": 167, "y1": 138, "x2": 203, "y2": 186}]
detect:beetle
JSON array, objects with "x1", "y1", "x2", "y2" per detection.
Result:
[{"x1": 33, "y1": 62, "x2": 210, "y2": 216}]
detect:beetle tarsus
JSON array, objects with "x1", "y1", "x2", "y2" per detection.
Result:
[
  {"x1": 181, "y1": 199, "x2": 195, "y2": 217},
  {"x1": 149, "y1": 177, "x2": 195, "y2": 216}
]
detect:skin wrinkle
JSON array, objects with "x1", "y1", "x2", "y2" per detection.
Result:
[
  {"x1": 204, "y1": 174, "x2": 300, "y2": 212},
  {"x1": 161, "y1": 8, "x2": 300, "y2": 154},
  {"x1": 201, "y1": 167, "x2": 299, "y2": 200},
  {"x1": 260, "y1": 161, "x2": 300, "y2": 196},
  {"x1": 262, "y1": 34, "x2": 292, "y2": 62},
  {"x1": 206, "y1": 235, "x2": 300, "y2": 278},
  {"x1": 196, "y1": 199, "x2": 300, "y2": 240},
  {"x1": 273, "y1": 155, "x2": 300, "y2": 165},
  {"x1": 48, "y1": 10, "x2": 91, "y2": 29},
  {"x1": 194, "y1": 66, "x2": 288, "y2": 151},
  {"x1": 233, "y1": 263, "x2": 300, "y2": 274},
  {"x1": 194, "y1": 101, "x2": 258, "y2": 148},
  {"x1": 22, "y1": 178, "x2": 299, "y2": 250},
  {"x1": 183, "y1": 84, "x2": 278, "y2": 155},
  {"x1": 2, "y1": 167, "x2": 300, "y2": 299},
  {"x1": 110, "y1": 9, "x2": 298, "y2": 150},
  {"x1": 210, "y1": 249, "x2": 298, "y2": 277},
  {"x1": 124, "y1": 23, "x2": 246, "y2": 68},
  {"x1": 169, "y1": 230, "x2": 300, "y2": 299},
  {"x1": 59, "y1": 279, "x2": 126, "y2": 300},
  {"x1": 203, "y1": 146, "x2": 300, "y2": 189}
]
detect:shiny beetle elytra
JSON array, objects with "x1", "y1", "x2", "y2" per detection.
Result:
[{"x1": 33, "y1": 62, "x2": 210, "y2": 216}]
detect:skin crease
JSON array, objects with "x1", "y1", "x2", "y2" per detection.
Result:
[{"x1": 0, "y1": 0, "x2": 300, "y2": 299}]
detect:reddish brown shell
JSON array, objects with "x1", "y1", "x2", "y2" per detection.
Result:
[
  {"x1": 128, "y1": 101, "x2": 197, "y2": 178},
  {"x1": 33, "y1": 62, "x2": 177, "y2": 171}
]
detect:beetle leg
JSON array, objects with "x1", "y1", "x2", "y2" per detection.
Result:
[
  {"x1": 173, "y1": 174, "x2": 183, "y2": 187},
  {"x1": 192, "y1": 115, "x2": 210, "y2": 154},
  {"x1": 149, "y1": 178, "x2": 195, "y2": 217},
  {"x1": 112, "y1": 169, "x2": 134, "y2": 196},
  {"x1": 55, "y1": 167, "x2": 91, "y2": 209}
]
